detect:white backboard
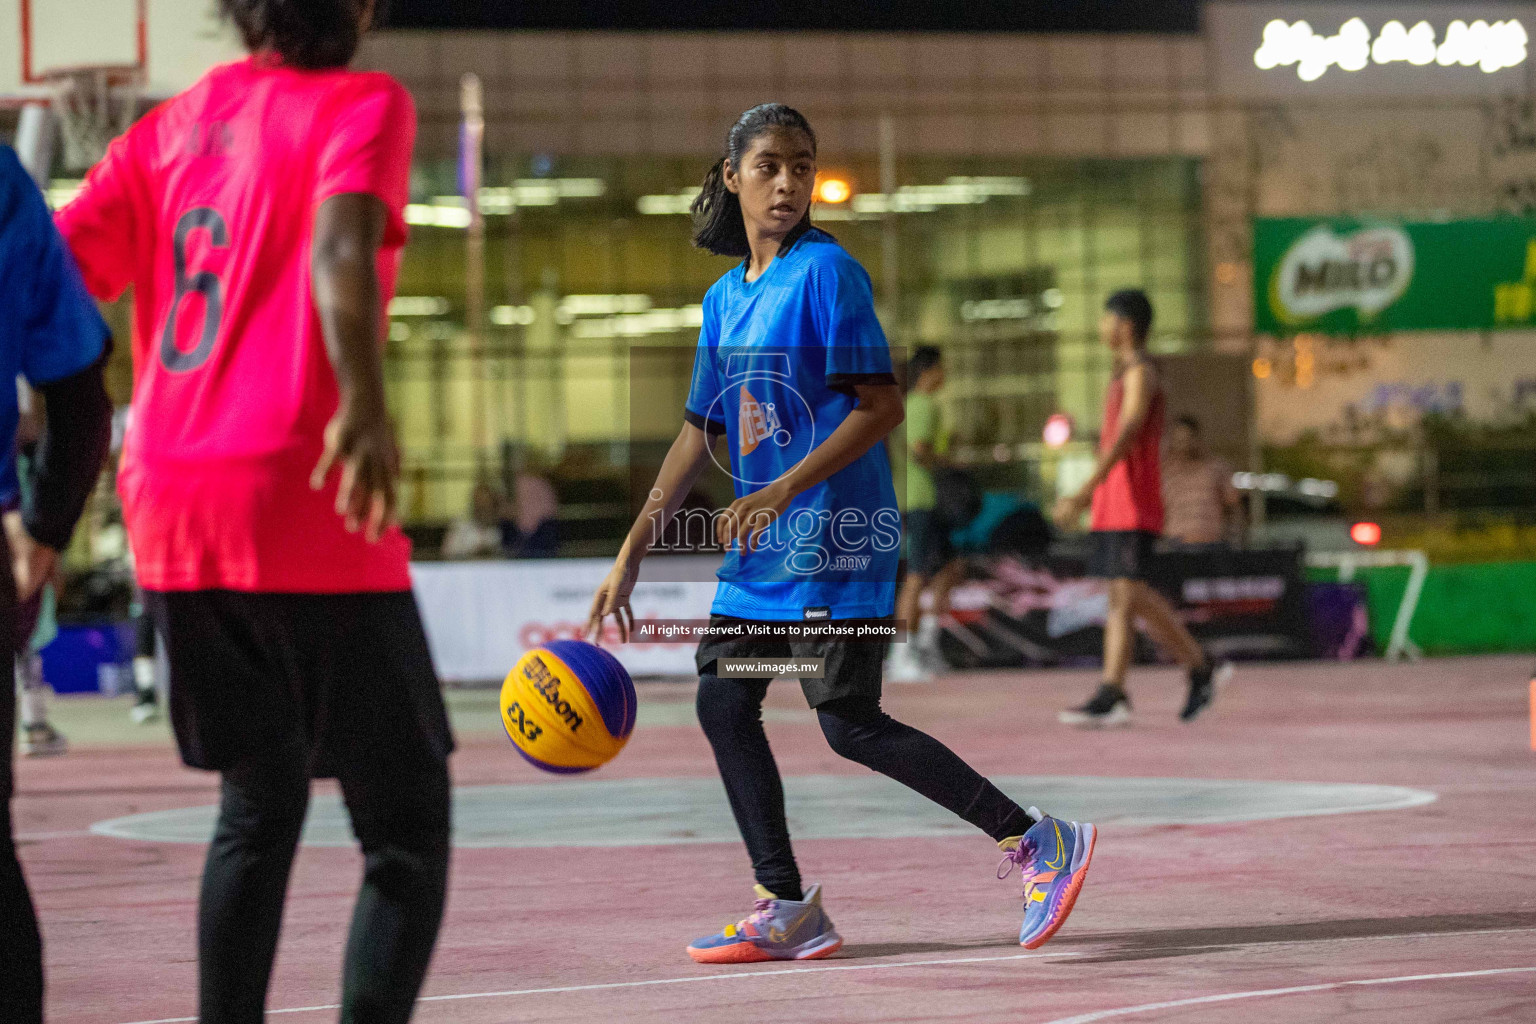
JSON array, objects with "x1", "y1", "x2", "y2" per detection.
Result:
[{"x1": 0, "y1": 0, "x2": 244, "y2": 101}]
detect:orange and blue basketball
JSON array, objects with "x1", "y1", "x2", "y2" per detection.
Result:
[{"x1": 500, "y1": 640, "x2": 637, "y2": 773}]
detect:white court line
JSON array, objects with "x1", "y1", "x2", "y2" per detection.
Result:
[
  {"x1": 114, "y1": 925, "x2": 1536, "y2": 1024},
  {"x1": 1038, "y1": 966, "x2": 1536, "y2": 1024},
  {"x1": 13, "y1": 829, "x2": 94, "y2": 841},
  {"x1": 116, "y1": 951, "x2": 1085, "y2": 1024}
]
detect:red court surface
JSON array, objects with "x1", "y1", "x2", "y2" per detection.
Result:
[{"x1": 14, "y1": 654, "x2": 1536, "y2": 1023}]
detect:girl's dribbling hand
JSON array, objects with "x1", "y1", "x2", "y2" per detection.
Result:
[
  {"x1": 716, "y1": 479, "x2": 795, "y2": 552},
  {"x1": 588, "y1": 558, "x2": 639, "y2": 644}
]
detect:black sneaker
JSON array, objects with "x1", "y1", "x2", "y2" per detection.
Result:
[
  {"x1": 130, "y1": 688, "x2": 160, "y2": 724},
  {"x1": 1059, "y1": 684, "x2": 1132, "y2": 728},
  {"x1": 1181, "y1": 661, "x2": 1233, "y2": 723}
]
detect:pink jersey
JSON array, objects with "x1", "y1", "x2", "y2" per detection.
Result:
[{"x1": 56, "y1": 57, "x2": 415, "y2": 592}]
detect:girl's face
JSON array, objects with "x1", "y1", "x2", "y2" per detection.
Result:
[{"x1": 724, "y1": 127, "x2": 816, "y2": 240}]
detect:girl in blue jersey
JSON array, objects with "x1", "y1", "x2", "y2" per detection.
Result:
[{"x1": 590, "y1": 104, "x2": 1095, "y2": 963}]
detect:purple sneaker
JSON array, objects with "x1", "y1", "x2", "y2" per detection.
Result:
[
  {"x1": 998, "y1": 809, "x2": 1097, "y2": 949},
  {"x1": 686, "y1": 884, "x2": 843, "y2": 964}
]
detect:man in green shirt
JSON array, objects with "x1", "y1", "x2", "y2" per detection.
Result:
[{"x1": 890, "y1": 346, "x2": 960, "y2": 682}]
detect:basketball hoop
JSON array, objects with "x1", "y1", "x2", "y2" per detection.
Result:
[{"x1": 45, "y1": 64, "x2": 141, "y2": 172}]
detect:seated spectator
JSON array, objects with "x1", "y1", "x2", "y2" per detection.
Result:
[
  {"x1": 442, "y1": 482, "x2": 506, "y2": 559},
  {"x1": 1161, "y1": 415, "x2": 1243, "y2": 546},
  {"x1": 503, "y1": 471, "x2": 560, "y2": 558}
]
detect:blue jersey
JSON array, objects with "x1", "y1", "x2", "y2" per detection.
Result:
[
  {"x1": 0, "y1": 147, "x2": 109, "y2": 506},
  {"x1": 684, "y1": 227, "x2": 901, "y2": 621}
]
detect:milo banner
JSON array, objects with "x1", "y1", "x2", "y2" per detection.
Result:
[{"x1": 1253, "y1": 216, "x2": 1536, "y2": 334}]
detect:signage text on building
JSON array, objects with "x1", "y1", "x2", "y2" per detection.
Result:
[{"x1": 1254, "y1": 16, "x2": 1528, "y2": 80}]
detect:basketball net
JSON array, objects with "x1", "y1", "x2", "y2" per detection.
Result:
[{"x1": 47, "y1": 66, "x2": 141, "y2": 172}]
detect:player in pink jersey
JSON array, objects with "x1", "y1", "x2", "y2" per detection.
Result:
[{"x1": 55, "y1": 2, "x2": 453, "y2": 1020}]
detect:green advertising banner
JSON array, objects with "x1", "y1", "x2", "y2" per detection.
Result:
[{"x1": 1253, "y1": 216, "x2": 1536, "y2": 335}]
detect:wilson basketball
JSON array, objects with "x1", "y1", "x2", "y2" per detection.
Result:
[{"x1": 500, "y1": 640, "x2": 637, "y2": 773}]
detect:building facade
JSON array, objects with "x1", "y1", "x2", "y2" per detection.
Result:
[{"x1": 357, "y1": 3, "x2": 1536, "y2": 529}]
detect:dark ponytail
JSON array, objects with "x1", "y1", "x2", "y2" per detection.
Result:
[
  {"x1": 691, "y1": 103, "x2": 817, "y2": 257},
  {"x1": 219, "y1": 0, "x2": 368, "y2": 69}
]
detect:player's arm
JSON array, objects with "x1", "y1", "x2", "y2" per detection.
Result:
[
  {"x1": 309, "y1": 192, "x2": 399, "y2": 542},
  {"x1": 717, "y1": 383, "x2": 904, "y2": 553},
  {"x1": 5, "y1": 153, "x2": 114, "y2": 597},
  {"x1": 1218, "y1": 460, "x2": 1246, "y2": 542},
  {"x1": 589, "y1": 422, "x2": 717, "y2": 642},
  {"x1": 1054, "y1": 362, "x2": 1155, "y2": 526},
  {"x1": 21, "y1": 356, "x2": 113, "y2": 593}
]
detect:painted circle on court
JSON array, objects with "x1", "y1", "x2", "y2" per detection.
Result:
[{"x1": 91, "y1": 775, "x2": 1435, "y2": 848}]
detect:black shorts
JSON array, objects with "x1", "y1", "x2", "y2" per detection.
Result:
[
  {"x1": 904, "y1": 509, "x2": 956, "y2": 578},
  {"x1": 1086, "y1": 530, "x2": 1160, "y2": 581},
  {"x1": 144, "y1": 589, "x2": 454, "y2": 778},
  {"x1": 694, "y1": 614, "x2": 885, "y2": 708}
]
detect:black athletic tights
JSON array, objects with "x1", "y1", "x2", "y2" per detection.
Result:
[
  {"x1": 199, "y1": 735, "x2": 451, "y2": 1024},
  {"x1": 696, "y1": 675, "x2": 1033, "y2": 901},
  {"x1": 2, "y1": 664, "x2": 44, "y2": 1024}
]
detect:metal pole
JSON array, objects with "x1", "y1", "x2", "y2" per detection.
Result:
[
  {"x1": 878, "y1": 112, "x2": 899, "y2": 346},
  {"x1": 14, "y1": 103, "x2": 58, "y2": 188},
  {"x1": 461, "y1": 73, "x2": 487, "y2": 463}
]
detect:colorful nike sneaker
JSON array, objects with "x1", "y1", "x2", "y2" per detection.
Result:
[
  {"x1": 686, "y1": 883, "x2": 843, "y2": 964},
  {"x1": 999, "y1": 809, "x2": 1097, "y2": 949}
]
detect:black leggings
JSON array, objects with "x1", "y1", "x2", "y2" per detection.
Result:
[
  {"x1": 2, "y1": 676, "x2": 44, "y2": 1024},
  {"x1": 199, "y1": 735, "x2": 451, "y2": 1024},
  {"x1": 696, "y1": 675, "x2": 1032, "y2": 902}
]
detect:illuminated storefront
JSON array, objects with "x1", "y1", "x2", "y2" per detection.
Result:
[{"x1": 357, "y1": 2, "x2": 1536, "y2": 531}]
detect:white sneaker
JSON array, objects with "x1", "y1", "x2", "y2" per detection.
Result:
[
  {"x1": 130, "y1": 692, "x2": 160, "y2": 724},
  {"x1": 884, "y1": 646, "x2": 933, "y2": 684},
  {"x1": 22, "y1": 723, "x2": 68, "y2": 757}
]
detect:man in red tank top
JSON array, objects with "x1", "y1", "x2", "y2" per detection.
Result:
[{"x1": 1052, "y1": 290, "x2": 1231, "y2": 727}]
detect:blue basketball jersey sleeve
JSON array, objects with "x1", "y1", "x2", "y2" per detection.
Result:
[
  {"x1": 683, "y1": 287, "x2": 727, "y2": 435},
  {"x1": 2, "y1": 149, "x2": 109, "y2": 384},
  {"x1": 809, "y1": 253, "x2": 896, "y2": 388},
  {"x1": 0, "y1": 147, "x2": 110, "y2": 504}
]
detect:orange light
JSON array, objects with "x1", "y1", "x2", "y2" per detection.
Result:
[
  {"x1": 1350, "y1": 521, "x2": 1382, "y2": 546},
  {"x1": 1252, "y1": 357, "x2": 1272, "y2": 379},
  {"x1": 816, "y1": 178, "x2": 851, "y2": 204}
]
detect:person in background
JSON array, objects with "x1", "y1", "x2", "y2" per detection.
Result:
[
  {"x1": 128, "y1": 584, "x2": 159, "y2": 723},
  {"x1": 888, "y1": 345, "x2": 961, "y2": 683},
  {"x1": 0, "y1": 143, "x2": 115, "y2": 1024},
  {"x1": 442, "y1": 480, "x2": 506, "y2": 559},
  {"x1": 1161, "y1": 415, "x2": 1243, "y2": 547},
  {"x1": 503, "y1": 469, "x2": 559, "y2": 558},
  {"x1": 9, "y1": 386, "x2": 66, "y2": 755},
  {"x1": 1053, "y1": 290, "x2": 1231, "y2": 728}
]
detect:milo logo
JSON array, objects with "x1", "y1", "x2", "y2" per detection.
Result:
[
  {"x1": 523, "y1": 655, "x2": 585, "y2": 732},
  {"x1": 1270, "y1": 224, "x2": 1414, "y2": 326}
]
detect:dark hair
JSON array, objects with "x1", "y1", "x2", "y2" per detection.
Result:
[
  {"x1": 219, "y1": 0, "x2": 369, "y2": 69},
  {"x1": 691, "y1": 103, "x2": 817, "y2": 257},
  {"x1": 1174, "y1": 414, "x2": 1201, "y2": 433},
  {"x1": 1104, "y1": 289, "x2": 1154, "y2": 345},
  {"x1": 907, "y1": 345, "x2": 943, "y2": 391}
]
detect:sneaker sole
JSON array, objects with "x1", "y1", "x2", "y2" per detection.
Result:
[
  {"x1": 22, "y1": 744, "x2": 67, "y2": 758},
  {"x1": 1021, "y1": 823, "x2": 1096, "y2": 950},
  {"x1": 1058, "y1": 708, "x2": 1133, "y2": 729},
  {"x1": 687, "y1": 931, "x2": 843, "y2": 965}
]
